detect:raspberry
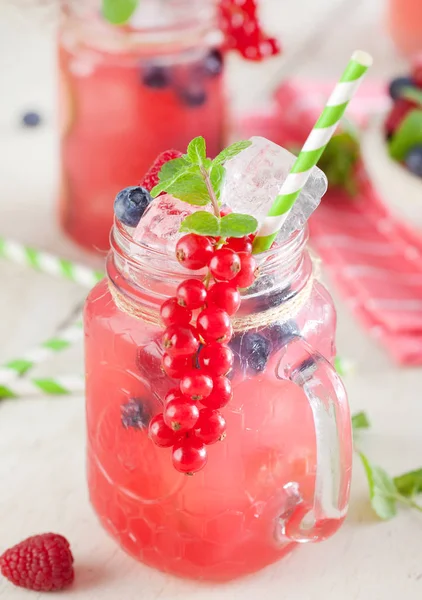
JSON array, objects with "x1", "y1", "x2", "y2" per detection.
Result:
[
  {"x1": 0, "y1": 533, "x2": 74, "y2": 592},
  {"x1": 411, "y1": 53, "x2": 422, "y2": 87},
  {"x1": 219, "y1": 0, "x2": 281, "y2": 62},
  {"x1": 140, "y1": 149, "x2": 183, "y2": 191}
]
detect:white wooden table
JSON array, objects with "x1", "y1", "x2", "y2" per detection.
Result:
[{"x1": 1, "y1": 1, "x2": 421, "y2": 599}]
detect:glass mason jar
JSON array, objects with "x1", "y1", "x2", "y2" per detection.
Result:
[
  {"x1": 84, "y1": 216, "x2": 352, "y2": 581},
  {"x1": 59, "y1": 0, "x2": 226, "y2": 252},
  {"x1": 387, "y1": 0, "x2": 422, "y2": 57}
]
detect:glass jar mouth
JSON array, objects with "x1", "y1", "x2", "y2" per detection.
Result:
[{"x1": 110, "y1": 216, "x2": 308, "y2": 286}]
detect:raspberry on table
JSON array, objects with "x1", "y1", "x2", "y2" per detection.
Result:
[
  {"x1": 0, "y1": 533, "x2": 74, "y2": 592},
  {"x1": 140, "y1": 149, "x2": 183, "y2": 191}
]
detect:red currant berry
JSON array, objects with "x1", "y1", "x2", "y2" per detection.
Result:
[
  {"x1": 207, "y1": 282, "x2": 241, "y2": 315},
  {"x1": 226, "y1": 236, "x2": 253, "y2": 254},
  {"x1": 160, "y1": 297, "x2": 192, "y2": 327},
  {"x1": 197, "y1": 307, "x2": 233, "y2": 344},
  {"x1": 172, "y1": 437, "x2": 208, "y2": 474},
  {"x1": 177, "y1": 279, "x2": 207, "y2": 310},
  {"x1": 231, "y1": 252, "x2": 258, "y2": 288},
  {"x1": 180, "y1": 371, "x2": 213, "y2": 401},
  {"x1": 201, "y1": 375, "x2": 232, "y2": 409},
  {"x1": 176, "y1": 234, "x2": 214, "y2": 270},
  {"x1": 220, "y1": 206, "x2": 232, "y2": 217},
  {"x1": 164, "y1": 388, "x2": 184, "y2": 404},
  {"x1": 162, "y1": 353, "x2": 193, "y2": 379},
  {"x1": 149, "y1": 413, "x2": 180, "y2": 447},
  {"x1": 198, "y1": 343, "x2": 233, "y2": 376},
  {"x1": 195, "y1": 409, "x2": 227, "y2": 444},
  {"x1": 164, "y1": 398, "x2": 199, "y2": 432},
  {"x1": 163, "y1": 325, "x2": 199, "y2": 357},
  {"x1": 209, "y1": 248, "x2": 241, "y2": 281}
]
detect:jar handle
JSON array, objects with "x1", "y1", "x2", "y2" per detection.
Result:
[{"x1": 275, "y1": 336, "x2": 352, "y2": 543}]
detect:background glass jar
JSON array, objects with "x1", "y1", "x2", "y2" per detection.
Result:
[
  {"x1": 84, "y1": 218, "x2": 352, "y2": 581},
  {"x1": 59, "y1": 0, "x2": 226, "y2": 252}
]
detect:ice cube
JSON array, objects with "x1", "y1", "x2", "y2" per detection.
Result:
[
  {"x1": 220, "y1": 137, "x2": 327, "y2": 241},
  {"x1": 133, "y1": 193, "x2": 212, "y2": 253}
]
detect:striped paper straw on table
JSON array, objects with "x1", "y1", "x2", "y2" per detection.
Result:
[
  {"x1": 0, "y1": 237, "x2": 104, "y2": 287},
  {"x1": 253, "y1": 50, "x2": 373, "y2": 254},
  {"x1": 0, "y1": 375, "x2": 85, "y2": 399},
  {"x1": 0, "y1": 320, "x2": 83, "y2": 384}
]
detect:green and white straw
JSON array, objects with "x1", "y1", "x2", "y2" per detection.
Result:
[
  {"x1": 0, "y1": 237, "x2": 104, "y2": 288},
  {"x1": 253, "y1": 50, "x2": 373, "y2": 253},
  {"x1": 0, "y1": 375, "x2": 84, "y2": 399},
  {"x1": 0, "y1": 320, "x2": 83, "y2": 384}
]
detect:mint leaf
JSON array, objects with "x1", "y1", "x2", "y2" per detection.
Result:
[
  {"x1": 359, "y1": 452, "x2": 398, "y2": 520},
  {"x1": 159, "y1": 157, "x2": 189, "y2": 182},
  {"x1": 394, "y1": 468, "x2": 422, "y2": 498},
  {"x1": 151, "y1": 180, "x2": 171, "y2": 197},
  {"x1": 102, "y1": 0, "x2": 139, "y2": 24},
  {"x1": 151, "y1": 164, "x2": 199, "y2": 198},
  {"x1": 210, "y1": 164, "x2": 225, "y2": 200},
  {"x1": 389, "y1": 109, "x2": 422, "y2": 161},
  {"x1": 180, "y1": 212, "x2": 220, "y2": 236},
  {"x1": 352, "y1": 411, "x2": 370, "y2": 431},
  {"x1": 401, "y1": 86, "x2": 422, "y2": 106},
  {"x1": 186, "y1": 137, "x2": 207, "y2": 165},
  {"x1": 167, "y1": 172, "x2": 210, "y2": 206},
  {"x1": 212, "y1": 140, "x2": 252, "y2": 166},
  {"x1": 220, "y1": 213, "x2": 258, "y2": 238}
]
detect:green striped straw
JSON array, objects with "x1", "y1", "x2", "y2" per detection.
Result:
[
  {"x1": 0, "y1": 375, "x2": 84, "y2": 399},
  {"x1": 253, "y1": 50, "x2": 373, "y2": 253},
  {"x1": 0, "y1": 237, "x2": 104, "y2": 287},
  {"x1": 0, "y1": 320, "x2": 83, "y2": 384}
]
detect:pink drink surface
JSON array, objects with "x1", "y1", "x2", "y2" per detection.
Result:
[
  {"x1": 59, "y1": 46, "x2": 225, "y2": 252},
  {"x1": 85, "y1": 279, "x2": 349, "y2": 581}
]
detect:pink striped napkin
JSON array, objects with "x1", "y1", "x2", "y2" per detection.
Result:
[{"x1": 238, "y1": 81, "x2": 422, "y2": 365}]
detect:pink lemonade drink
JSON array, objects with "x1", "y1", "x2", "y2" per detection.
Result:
[
  {"x1": 59, "y1": 1, "x2": 225, "y2": 252},
  {"x1": 387, "y1": 0, "x2": 422, "y2": 57},
  {"x1": 84, "y1": 144, "x2": 352, "y2": 580}
]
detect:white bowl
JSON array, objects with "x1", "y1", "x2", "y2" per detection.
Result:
[{"x1": 361, "y1": 113, "x2": 422, "y2": 233}]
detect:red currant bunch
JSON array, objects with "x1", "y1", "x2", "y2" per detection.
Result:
[{"x1": 149, "y1": 232, "x2": 258, "y2": 475}]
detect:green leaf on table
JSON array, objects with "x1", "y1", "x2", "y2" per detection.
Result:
[
  {"x1": 186, "y1": 137, "x2": 207, "y2": 165},
  {"x1": 359, "y1": 452, "x2": 398, "y2": 520},
  {"x1": 102, "y1": 0, "x2": 139, "y2": 24},
  {"x1": 166, "y1": 172, "x2": 210, "y2": 206},
  {"x1": 159, "y1": 157, "x2": 189, "y2": 182},
  {"x1": 388, "y1": 109, "x2": 422, "y2": 161},
  {"x1": 352, "y1": 411, "x2": 371, "y2": 432},
  {"x1": 317, "y1": 130, "x2": 360, "y2": 196},
  {"x1": 210, "y1": 164, "x2": 225, "y2": 200},
  {"x1": 401, "y1": 86, "x2": 422, "y2": 107},
  {"x1": 393, "y1": 468, "x2": 422, "y2": 498},
  {"x1": 180, "y1": 212, "x2": 220, "y2": 236},
  {"x1": 212, "y1": 140, "x2": 252, "y2": 166},
  {"x1": 220, "y1": 213, "x2": 258, "y2": 238}
]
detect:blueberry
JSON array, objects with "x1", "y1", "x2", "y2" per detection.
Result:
[
  {"x1": 22, "y1": 111, "x2": 41, "y2": 127},
  {"x1": 249, "y1": 275, "x2": 295, "y2": 311},
  {"x1": 405, "y1": 146, "x2": 422, "y2": 177},
  {"x1": 121, "y1": 398, "x2": 151, "y2": 430},
  {"x1": 263, "y1": 320, "x2": 300, "y2": 352},
  {"x1": 388, "y1": 76, "x2": 414, "y2": 100},
  {"x1": 141, "y1": 64, "x2": 170, "y2": 89},
  {"x1": 114, "y1": 186, "x2": 153, "y2": 227},
  {"x1": 230, "y1": 332, "x2": 271, "y2": 373},
  {"x1": 178, "y1": 85, "x2": 207, "y2": 107},
  {"x1": 203, "y1": 49, "x2": 224, "y2": 77}
]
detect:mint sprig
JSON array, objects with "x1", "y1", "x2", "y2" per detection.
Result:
[
  {"x1": 352, "y1": 411, "x2": 422, "y2": 519},
  {"x1": 151, "y1": 137, "x2": 257, "y2": 238},
  {"x1": 102, "y1": 0, "x2": 139, "y2": 24}
]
